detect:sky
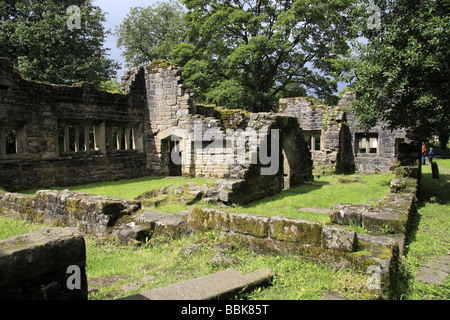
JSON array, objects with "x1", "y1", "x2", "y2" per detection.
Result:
[{"x1": 92, "y1": 0, "x2": 160, "y2": 79}]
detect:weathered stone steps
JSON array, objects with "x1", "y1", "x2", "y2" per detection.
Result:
[{"x1": 119, "y1": 268, "x2": 273, "y2": 300}]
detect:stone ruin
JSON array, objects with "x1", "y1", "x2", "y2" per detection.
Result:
[
  {"x1": 280, "y1": 94, "x2": 408, "y2": 175},
  {"x1": 0, "y1": 56, "x2": 409, "y2": 201},
  {"x1": 0, "y1": 57, "x2": 313, "y2": 205},
  {"x1": 0, "y1": 56, "x2": 420, "y2": 299}
]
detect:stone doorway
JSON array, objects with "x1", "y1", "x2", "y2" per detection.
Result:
[{"x1": 161, "y1": 135, "x2": 182, "y2": 177}]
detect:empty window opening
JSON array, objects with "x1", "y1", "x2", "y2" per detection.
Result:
[
  {"x1": 304, "y1": 130, "x2": 322, "y2": 151},
  {"x1": 0, "y1": 128, "x2": 17, "y2": 154},
  {"x1": 356, "y1": 133, "x2": 378, "y2": 154},
  {"x1": 58, "y1": 125, "x2": 94, "y2": 153}
]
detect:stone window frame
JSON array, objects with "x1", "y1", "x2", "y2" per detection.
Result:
[
  {"x1": 355, "y1": 132, "x2": 379, "y2": 155},
  {"x1": 0, "y1": 122, "x2": 25, "y2": 157},
  {"x1": 57, "y1": 120, "x2": 143, "y2": 155},
  {"x1": 303, "y1": 130, "x2": 323, "y2": 151}
]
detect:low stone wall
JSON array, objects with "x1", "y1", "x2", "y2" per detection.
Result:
[
  {"x1": 330, "y1": 168, "x2": 419, "y2": 237},
  {"x1": 0, "y1": 227, "x2": 87, "y2": 300},
  {"x1": 187, "y1": 207, "x2": 357, "y2": 253},
  {"x1": 0, "y1": 190, "x2": 140, "y2": 236},
  {"x1": 0, "y1": 152, "x2": 147, "y2": 192}
]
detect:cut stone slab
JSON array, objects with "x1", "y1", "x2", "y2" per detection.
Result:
[
  {"x1": 321, "y1": 291, "x2": 351, "y2": 300},
  {"x1": 0, "y1": 227, "x2": 87, "y2": 300},
  {"x1": 119, "y1": 268, "x2": 273, "y2": 300},
  {"x1": 415, "y1": 268, "x2": 448, "y2": 286},
  {"x1": 138, "y1": 210, "x2": 186, "y2": 237}
]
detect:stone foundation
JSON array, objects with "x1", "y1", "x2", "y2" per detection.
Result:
[{"x1": 0, "y1": 227, "x2": 87, "y2": 300}]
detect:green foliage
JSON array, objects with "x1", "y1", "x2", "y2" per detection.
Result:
[
  {"x1": 0, "y1": 0, "x2": 119, "y2": 85},
  {"x1": 343, "y1": 0, "x2": 450, "y2": 140},
  {"x1": 115, "y1": 0, "x2": 186, "y2": 68},
  {"x1": 399, "y1": 160, "x2": 450, "y2": 299},
  {"x1": 171, "y1": 0, "x2": 361, "y2": 112},
  {"x1": 98, "y1": 78, "x2": 123, "y2": 94}
]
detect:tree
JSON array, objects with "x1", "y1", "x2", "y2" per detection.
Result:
[
  {"x1": 171, "y1": 0, "x2": 360, "y2": 112},
  {"x1": 344, "y1": 0, "x2": 450, "y2": 145},
  {"x1": 0, "y1": 0, "x2": 119, "y2": 85},
  {"x1": 115, "y1": 0, "x2": 186, "y2": 68}
]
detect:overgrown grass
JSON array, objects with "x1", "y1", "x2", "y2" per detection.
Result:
[
  {"x1": 230, "y1": 173, "x2": 393, "y2": 221},
  {"x1": 3, "y1": 167, "x2": 448, "y2": 300},
  {"x1": 0, "y1": 218, "x2": 372, "y2": 300},
  {"x1": 0, "y1": 217, "x2": 49, "y2": 240},
  {"x1": 20, "y1": 176, "x2": 218, "y2": 200},
  {"x1": 19, "y1": 172, "x2": 394, "y2": 223},
  {"x1": 83, "y1": 232, "x2": 371, "y2": 300},
  {"x1": 397, "y1": 158, "x2": 450, "y2": 300}
]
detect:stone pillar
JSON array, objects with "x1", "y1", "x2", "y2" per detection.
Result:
[
  {"x1": 74, "y1": 127, "x2": 80, "y2": 152},
  {"x1": 116, "y1": 127, "x2": 122, "y2": 150},
  {"x1": 432, "y1": 161, "x2": 440, "y2": 179},
  {"x1": 0, "y1": 127, "x2": 5, "y2": 154},
  {"x1": 84, "y1": 125, "x2": 90, "y2": 152},
  {"x1": 124, "y1": 127, "x2": 130, "y2": 150},
  {"x1": 64, "y1": 125, "x2": 70, "y2": 152},
  {"x1": 94, "y1": 123, "x2": 106, "y2": 153}
]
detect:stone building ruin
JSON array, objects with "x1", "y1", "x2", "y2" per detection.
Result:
[
  {"x1": 280, "y1": 94, "x2": 407, "y2": 175},
  {"x1": 0, "y1": 57, "x2": 407, "y2": 204},
  {"x1": 0, "y1": 58, "x2": 313, "y2": 204}
]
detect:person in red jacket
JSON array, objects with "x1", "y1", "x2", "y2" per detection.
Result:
[{"x1": 422, "y1": 143, "x2": 427, "y2": 165}]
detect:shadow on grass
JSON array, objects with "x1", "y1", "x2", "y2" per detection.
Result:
[
  {"x1": 19, "y1": 176, "x2": 171, "y2": 195},
  {"x1": 239, "y1": 180, "x2": 331, "y2": 210},
  {"x1": 405, "y1": 170, "x2": 449, "y2": 251}
]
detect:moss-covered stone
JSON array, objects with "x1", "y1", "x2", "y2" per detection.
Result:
[
  {"x1": 188, "y1": 207, "x2": 230, "y2": 232},
  {"x1": 229, "y1": 213, "x2": 269, "y2": 238},
  {"x1": 269, "y1": 216, "x2": 323, "y2": 247}
]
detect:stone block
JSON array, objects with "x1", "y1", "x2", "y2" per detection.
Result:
[
  {"x1": 120, "y1": 268, "x2": 273, "y2": 300},
  {"x1": 362, "y1": 209, "x2": 408, "y2": 234},
  {"x1": 329, "y1": 204, "x2": 368, "y2": 226},
  {"x1": 0, "y1": 227, "x2": 87, "y2": 300},
  {"x1": 187, "y1": 207, "x2": 230, "y2": 232},
  {"x1": 229, "y1": 213, "x2": 270, "y2": 238},
  {"x1": 269, "y1": 216, "x2": 323, "y2": 247},
  {"x1": 321, "y1": 226, "x2": 357, "y2": 252},
  {"x1": 138, "y1": 210, "x2": 187, "y2": 238}
]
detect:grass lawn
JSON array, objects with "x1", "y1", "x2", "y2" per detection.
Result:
[
  {"x1": 398, "y1": 158, "x2": 450, "y2": 300},
  {"x1": 20, "y1": 172, "x2": 394, "y2": 222},
  {"x1": 2, "y1": 165, "x2": 448, "y2": 300},
  {"x1": 1, "y1": 171, "x2": 395, "y2": 300}
]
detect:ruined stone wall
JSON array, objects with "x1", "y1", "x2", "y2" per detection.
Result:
[
  {"x1": 0, "y1": 227, "x2": 88, "y2": 300},
  {"x1": 280, "y1": 97, "x2": 348, "y2": 174},
  {"x1": 123, "y1": 63, "x2": 313, "y2": 204},
  {"x1": 1, "y1": 57, "x2": 313, "y2": 204},
  {"x1": 0, "y1": 58, "x2": 148, "y2": 191},
  {"x1": 280, "y1": 92, "x2": 407, "y2": 174}
]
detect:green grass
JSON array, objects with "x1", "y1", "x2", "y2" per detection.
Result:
[
  {"x1": 397, "y1": 158, "x2": 450, "y2": 300},
  {"x1": 229, "y1": 173, "x2": 393, "y2": 221},
  {"x1": 19, "y1": 172, "x2": 394, "y2": 223},
  {"x1": 0, "y1": 217, "x2": 49, "y2": 240},
  {"x1": 21, "y1": 176, "x2": 218, "y2": 200},
  {"x1": 3, "y1": 167, "x2": 449, "y2": 300}
]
